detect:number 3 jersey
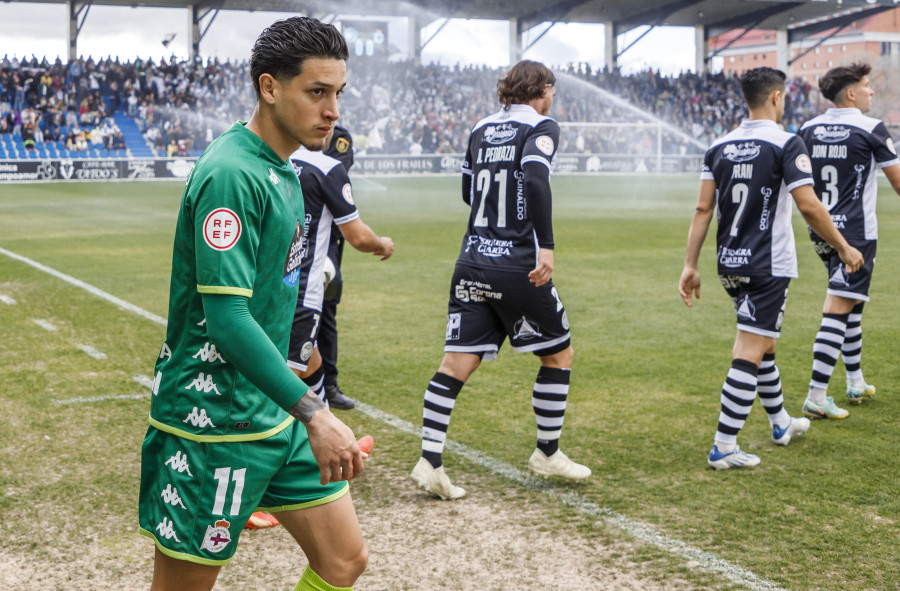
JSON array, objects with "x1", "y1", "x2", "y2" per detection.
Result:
[
  {"x1": 456, "y1": 104, "x2": 559, "y2": 272},
  {"x1": 702, "y1": 119, "x2": 814, "y2": 278},
  {"x1": 798, "y1": 107, "x2": 899, "y2": 241}
]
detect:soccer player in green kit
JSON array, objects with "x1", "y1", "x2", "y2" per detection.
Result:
[{"x1": 138, "y1": 17, "x2": 368, "y2": 591}]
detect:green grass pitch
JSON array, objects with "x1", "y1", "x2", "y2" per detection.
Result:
[{"x1": 1, "y1": 174, "x2": 899, "y2": 590}]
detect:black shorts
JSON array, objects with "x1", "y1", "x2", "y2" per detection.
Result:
[
  {"x1": 443, "y1": 264, "x2": 571, "y2": 359},
  {"x1": 719, "y1": 275, "x2": 790, "y2": 338},
  {"x1": 811, "y1": 237, "x2": 876, "y2": 301},
  {"x1": 287, "y1": 305, "x2": 320, "y2": 372}
]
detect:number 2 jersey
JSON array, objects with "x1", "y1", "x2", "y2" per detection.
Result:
[
  {"x1": 702, "y1": 119, "x2": 814, "y2": 278},
  {"x1": 456, "y1": 104, "x2": 558, "y2": 272},
  {"x1": 798, "y1": 107, "x2": 899, "y2": 241}
]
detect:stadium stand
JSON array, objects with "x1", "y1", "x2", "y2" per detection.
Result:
[{"x1": 0, "y1": 53, "x2": 824, "y2": 159}]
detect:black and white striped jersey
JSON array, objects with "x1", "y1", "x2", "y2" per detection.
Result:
[
  {"x1": 289, "y1": 147, "x2": 360, "y2": 312},
  {"x1": 702, "y1": 119, "x2": 814, "y2": 278},
  {"x1": 456, "y1": 104, "x2": 559, "y2": 272},
  {"x1": 798, "y1": 107, "x2": 899, "y2": 241}
]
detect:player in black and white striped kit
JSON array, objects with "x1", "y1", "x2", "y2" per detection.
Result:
[
  {"x1": 411, "y1": 60, "x2": 589, "y2": 500},
  {"x1": 286, "y1": 138, "x2": 393, "y2": 407},
  {"x1": 797, "y1": 63, "x2": 900, "y2": 419},
  {"x1": 679, "y1": 67, "x2": 863, "y2": 470}
]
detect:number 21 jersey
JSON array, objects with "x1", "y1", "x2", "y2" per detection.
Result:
[{"x1": 457, "y1": 104, "x2": 559, "y2": 272}]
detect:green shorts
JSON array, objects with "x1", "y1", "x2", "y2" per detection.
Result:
[{"x1": 138, "y1": 420, "x2": 348, "y2": 565}]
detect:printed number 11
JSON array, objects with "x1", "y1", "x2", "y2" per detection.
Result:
[{"x1": 212, "y1": 467, "x2": 246, "y2": 515}]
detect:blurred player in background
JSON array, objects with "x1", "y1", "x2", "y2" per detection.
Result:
[
  {"x1": 411, "y1": 59, "x2": 590, "y2": 501},
  {"x1": 320, "y1": 125, "x2": 357, "y2": 410},
  {"x1": 138, "y1": 17, "x2": 368, "y2": 590},
  {"x1": 679, "y1": 67, "x2": 863, "y2": 470},
  {"x1": 286, "y1": 128, "x2": 393, "y2": 409},
  {"x1": 797, "y1": 63, "x2": 900, "y2": 419}
]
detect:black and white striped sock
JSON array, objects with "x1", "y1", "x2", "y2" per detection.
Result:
[
  {"x1": 714, "y1": 359, "x2": 758, "y2": 449},
  {"x1": 758, "y1": 353, "x2": 789, "y2": 429},
  {"x1": 808, "y1": 312, "x2": 849, "y2": 400},
  {"x1": 421, "y1": 372, "x2": 464, "y2": 469},
  {"x1": 842, "y1": 302, "x2": 865, "y2": 385},
  {"x1": 533, "y1": 367, "x2": 570, "y2": 457}
]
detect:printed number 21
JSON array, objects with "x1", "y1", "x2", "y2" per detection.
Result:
[
  {"x1": 474, "y1": 169, "x2": 509, "y2": 228},
  {"x1": 212, "y1": 467, "x2": 246, "y2": 515},
  {"x1": 730, "y1": 183, "x2": 749, "y2": 237}
]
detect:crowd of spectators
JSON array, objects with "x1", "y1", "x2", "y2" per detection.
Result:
[{"x1": 1, "y1": 52, "x2": 826, "y2": 159}]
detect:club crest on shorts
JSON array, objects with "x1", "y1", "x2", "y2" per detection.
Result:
[
  {"x1": 300, "y1": 341, "x2": 314, "y2": 361},
  {"x1": 200, "y1": 519, "x2": 232, "y2": 553}
]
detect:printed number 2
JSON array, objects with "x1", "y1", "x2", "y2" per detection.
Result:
[
  {"x1": 212, "y1": 467, "x2": 246, "y2": 516},
  {"x1": 820, "y1": 165, "x2": 839, "y2": 211},
  {"x1": 730, "y1": 183, "x2": 748, "y2": 237},
  {"x1": 474, "y1": 169, "x2": 509, "y2": 228}
]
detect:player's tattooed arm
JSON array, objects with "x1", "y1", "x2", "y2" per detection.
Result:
[{"x1": 287, "y1": 392, "x2": 327, "y2": 423}]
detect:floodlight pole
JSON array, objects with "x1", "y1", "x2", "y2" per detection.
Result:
[{"x1": 67, "y1": 0, "x2": 93, "y2": 63}]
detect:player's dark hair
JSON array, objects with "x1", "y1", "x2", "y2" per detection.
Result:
[
  {"x1": 819, "y1": 63, "x2": 871, "y2": 103},
  {"x1": 497, "y1": 60, "x2": 556, "y2": 109},
  {"x1": 250, "y1": 16, "x2": 348, "y2": 97},
  {"x1": 739, "y1": 67, "x2": 786, "y2": 109}
]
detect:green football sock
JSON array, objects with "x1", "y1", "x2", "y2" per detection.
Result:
[{"x1": 294, "y1": 565, "x2": 352, "y2": 591}]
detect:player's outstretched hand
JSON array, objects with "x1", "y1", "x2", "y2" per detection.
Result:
[
  {"x1": 305, "y1": 409, "x2": 366, "y2": 484},
  {"x1": 839, "y1": 245, "x2": 864, "y2": 274},
  {"x1": 678, "y1": 267, "x2": 701, "y2": 308},
  {"x1": 374, "y1": 236, "x2": 394, "y2": 261}
]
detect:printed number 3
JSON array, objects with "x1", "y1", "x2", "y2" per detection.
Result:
[
  {"x1": 820, "y1": 165, "x2": 839, "y2": 211},
  {"x1": 212, "y1": 467, "x2": 246, "y2": 515},
  {"x1": 730, "y1": 183, "x2": 748, "y2": 237}
]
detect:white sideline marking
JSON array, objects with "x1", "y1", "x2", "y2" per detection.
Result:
[
  {"x1": 52, "y1": 376, "x2": 155, "y2": 405},
  {"x1": 355, "y1": 402, "x2": 789, "y2": 591},
  {"x1": 7, "y1": 246, "x2": 787, "y2": 591},
  {"x1": 32, "y1": 319, "x2": 58, "y2": 331},
  {"x1": 55, "y1": 393, "x2": 150, "y2": 405},
  {"x1": 0, "y1": 294, "x2": 16, "y2": 305},
  {"x1": 0, "y1": 246, "x2": 168, "y2": 327},
  {"x1": 133, "y1": 375, "x2": 155, "y2": 389},
  {"x1": 76, "y1": 344, "x2": 107, "y2": 359}
]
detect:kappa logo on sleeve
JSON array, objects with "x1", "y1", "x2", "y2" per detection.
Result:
[{"x1": 203, "y1": 208, "x2": 242, "y2": 251}]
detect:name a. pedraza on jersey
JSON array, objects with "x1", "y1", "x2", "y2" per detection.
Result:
[
  {"x1": 811, "y1": 144, "x2": 848, "y2": 159},
  {"x1": 476, "y1": 145, "x2": 516, "y2": 164}
]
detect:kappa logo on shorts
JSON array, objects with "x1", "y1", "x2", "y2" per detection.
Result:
[
  {"x1": 200, "y1": 519, "x2": 232, "y2": 554},
  {"x1": 736, "y1": 295, "x2": 757, "y2": 322},
  {"x1": 513, "y1": 317, "x2": 543, "y2": 340},
  {"x1": 186, "y1": 372, "x2": 222, "y2": 395},
  {"x1": 155, "y1": 517, "x2": 181, "y2": 542},
  {"x1": 203, "y1": 208, "x2": 242, "y2": 251},
  {"x1": 192, "y1": 342, "x2": 226, "y2": 364},
  {"x1": 160, "y1": 483, "x2": 187, "y2": 509},
  {"x1": 164, "y1": 451, "x2": 193, "y2": 476}
]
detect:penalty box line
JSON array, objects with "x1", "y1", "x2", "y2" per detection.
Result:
[{"x1": 1, "y1": 245, "x2": 787, "y2": 591}]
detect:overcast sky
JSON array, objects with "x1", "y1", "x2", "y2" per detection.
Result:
[{"x1": 0, "y1": 2, "x2": 699, "y2": 74}]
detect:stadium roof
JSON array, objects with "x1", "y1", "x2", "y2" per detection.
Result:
[{"x1": 9, "y1": 0, "x2": 898, "y2": 37}]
